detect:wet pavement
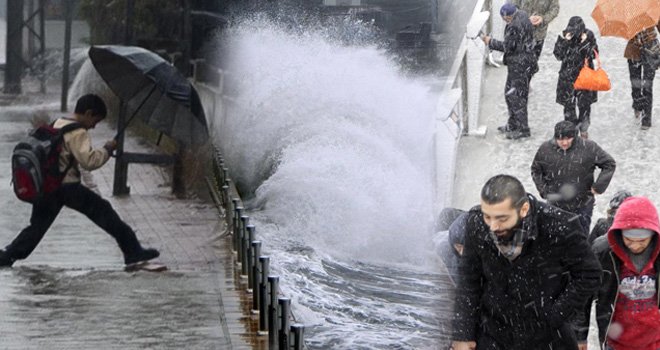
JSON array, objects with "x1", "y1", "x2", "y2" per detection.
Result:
[{"x1": 0, "y1": 102, "x2": 259, "y2": 349}]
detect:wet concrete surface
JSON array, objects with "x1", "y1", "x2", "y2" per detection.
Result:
[{"x1": 0, "y1": 102, "x2": 260, "y2": 349}]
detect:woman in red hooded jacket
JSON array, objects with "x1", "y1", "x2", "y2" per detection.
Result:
[{"x1": 582, "y1": 196, "x2": 660, "y2": 350}]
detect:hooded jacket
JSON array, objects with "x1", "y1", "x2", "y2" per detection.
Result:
[
  {"x1": 54, "y1": 118, "x2": 111, "y2": 184},
  {"x1": 453, "y1": 194, "x2": 601, "y2": 349},
  {"x1": 553, "y1": 16, "x2": 598, "y2": 106},
  {"x1": 531, "y1": 137, "x2": 616, "y2": 212},
  {"x1": 586, "y1": 197, "x2": 660, "y2": 349}
]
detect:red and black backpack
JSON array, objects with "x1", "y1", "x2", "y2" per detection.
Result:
[{"x1": 11, "y1": 122, "x2": 82, "y2": 203}]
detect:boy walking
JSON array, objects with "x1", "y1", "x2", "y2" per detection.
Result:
[{"x1": 0, "y1": 94, "x2": 159, "y2": 267}]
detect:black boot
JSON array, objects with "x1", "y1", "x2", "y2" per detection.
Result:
[
  {"x1": 124, "y1": 247, "x2": 160, "y2": 265},
  {"x1": 641, "y1": 109, "x2": 652, "y2": 130}
]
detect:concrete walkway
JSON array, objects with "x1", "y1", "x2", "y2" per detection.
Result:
[
  {"x1": 0, "y1": 101, "x2": 259, "y2": 349},
  {"x1": 452, "y1": 0, "x2": 660, "y2": 346},
  {"x1": 453, "y1": 0, "x2": 660, "y2": 215}
]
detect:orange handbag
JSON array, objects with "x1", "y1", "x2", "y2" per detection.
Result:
[{"x1": 573, "y1": 50, "x2": 611, "y2": 91}]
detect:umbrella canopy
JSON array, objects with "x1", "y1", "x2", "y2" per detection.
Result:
[
  {"x1": 88, "y1": 45, "x2": 208, "y2": 146},
  {"x1": 592, "y1": 0, "x2": 660, "y2": 40}
]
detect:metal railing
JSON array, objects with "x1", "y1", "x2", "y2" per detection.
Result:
[{"x1": 207, "y1": 147, "x2": 306, "y2": 350}]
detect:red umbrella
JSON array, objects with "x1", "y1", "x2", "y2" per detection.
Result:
[{"x1": 592, "y1": 0, "x2": 660, "y2": 40}]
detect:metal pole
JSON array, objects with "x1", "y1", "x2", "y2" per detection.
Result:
[
  {"x1": 124, "y1": 0, "x2": 134, "y2": 45},
  {"x1": 278, "y1": 298, "x2": 291, "y2": 350},
  {"x1": 251, "y1": 241, "x2": 262, "y2": 312},
  {"x1": 39, "y1": 0, "x2": 45, "y2": 93},
  {"x1": 5, "y1": 0, "x2": 24, "y2": 94},
  {"x1": 268, "y1": 276, "x2": 279, "y2": 347},
  {"x1": 230, "y1": 199, "x2": 239, "y2": 251},
  {"x1": 234, "y1": 207, "x2": 244, "y2": 255},
  {"x1": 246, "y1": 225, "x2": 256, "y2": 290},
  {"x1": 221, "y1": 184, "x2": 229, "y2": 207},
  {"x1": 181, "y1": 0, "x2": 192, "y2": 75},
  {"x1": 258, "y1": 256, "x2": 270, "y2": 335},
  {"x1": 172, "y1": 144, "x2": 186, "y2": 197},
  {"x1": 60, "y1": 0, "x2": 73, "y2": 111},
  {"x1": 112, "y1": 101, "x2": 130, "y2": 195},
  {"x1": 27, "y1": 0, "x2": 34, "y2": 64},
  {"x1": 291, "y1": 324, "x2": 305, "y2": 350},
  {"x1": 240, "y1": 216, "x2": 250, "y2": 276}
]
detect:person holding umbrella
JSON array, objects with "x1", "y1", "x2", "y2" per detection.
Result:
[
  {"x1": 0, "y1": 94, "x2": 160, "y2": 268},
  {"x1": 591, "y1": 0, "x2": 660, "y2": 130},
  {"x1": 553, "y1": 16, "x2": 599, "y2": 139},
  {"x1": 624, "y1": 21, "x2": 660, "y2": 130}
]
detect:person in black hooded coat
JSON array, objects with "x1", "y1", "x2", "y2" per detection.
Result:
[{"x1": 553, "y1": 16, "x2": 598, "y2": 139}]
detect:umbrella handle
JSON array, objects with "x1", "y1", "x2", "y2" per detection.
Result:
[{"x1": 114, "y1": 83, "x2": 159, "y2": 140}]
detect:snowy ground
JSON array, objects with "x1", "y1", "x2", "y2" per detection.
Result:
[{"x1": 451, "y1": 0, "x2": 658, "y2": 347}]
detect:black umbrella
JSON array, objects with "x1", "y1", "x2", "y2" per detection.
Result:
[{"x1": 88, "y1": 45, "x2": 208, "y2": 146}]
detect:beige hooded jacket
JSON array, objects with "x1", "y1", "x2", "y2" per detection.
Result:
[{"x1": 53, "y1": 118, "x2": 111, "y2": 184}]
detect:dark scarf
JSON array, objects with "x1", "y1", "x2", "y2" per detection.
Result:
[{"x1": 489, "y1": 212, "x2": 536, "y2": 261}]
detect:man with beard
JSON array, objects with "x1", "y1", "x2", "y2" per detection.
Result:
[{"x1": 451, "y1": 174, "x2": 601, "y2": 350}]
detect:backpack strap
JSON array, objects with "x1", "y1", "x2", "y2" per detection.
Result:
[
  {"x1": 54, "y1": 120, "x2": 84, "y2": 134},
  {"x1": 55, "y1": 121, "x2": 84, "y2": 178}
]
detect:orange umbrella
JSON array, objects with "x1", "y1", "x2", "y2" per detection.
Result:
[{"x1": 592, "y1": 0, "x2": 660, "y2": 40}]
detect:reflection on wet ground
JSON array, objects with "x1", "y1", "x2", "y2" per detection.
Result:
[{"x1": 0, "y1": 266, "x2": 229, "y2": 348}]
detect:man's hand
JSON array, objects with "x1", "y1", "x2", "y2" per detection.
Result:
[
  {"x1": 104, "y1": 139, "x2": 117, "y2": 152},
  {"x1": 451, "y1": 341, "x2": 477, "y2": 350},
  {"x1": 530, "y1": 15, "x2": 543, "y2": 26},
  {"x1": 577, "y1": 342, "x2": 588, "y2": 350},
  {"x1": 481, "y1": 34, "x2": 491, "y2": 46},
  {"x1": 591, "y1": 187, "x2": 600, "y2": 195}
]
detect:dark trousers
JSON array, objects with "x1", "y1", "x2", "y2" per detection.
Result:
[
  {"x1": 574, "y1": 203, "x2": 595, "y2": 234},
  {"x1": 530, "y1": 39, "x2": 544, "y2": 77},
  {"x1": 505, "y1": 64, "x2": 532, "y2": 132},
  {"x1": 475, "y1": 326, "x2": 577, "y2": 350},
  {"x1": 563, "y1": 97, "x2": 592, "y2": 133},
  {"x1": 533, "y1": 39, "x2": 545, "y2": 60},
  {"x1": 5, "y1": 183, "x2": 141, "y2": 261},
  {"x1": 628, "y1": 59, "x2": 656, "y2": 127}
]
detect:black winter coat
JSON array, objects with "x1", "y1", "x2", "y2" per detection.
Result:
[
  {"x1": 553, "y1": 29, "x2": 599, "y2": 106},
  {"x1": 531, "y1": 138, "x2": 616, "y2": 212},
  {"x1": 452, "y1": 195, "x2": 602, "y2": 349},
  {"x1": 588, "y1": 217, "x2": 611, "y2": 245},
  {"x1": 489, "y1": 10, "x2": 538, "y2": 72}
]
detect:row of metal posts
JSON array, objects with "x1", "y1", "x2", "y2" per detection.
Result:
[{"x1": 210, "y1": 148, "x2": 305, "y2": 350}]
